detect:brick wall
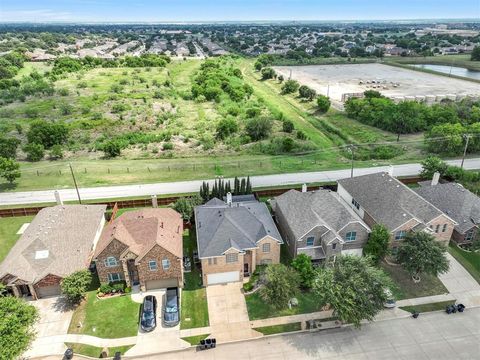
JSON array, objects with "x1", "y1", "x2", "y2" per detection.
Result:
[
  {"x1": 136, "y1": 244, "x2": 183, "y2": 289},
  {"x1": 339, "y1": 222, "x2": 370, "y2": 250},
  {"x1": 96, "y1": 239, "x2": 128, "y2": 284},
  {"x1": 426, "y1": 214, "x2": 455, "y2": 246},
  {"x1": 256, "y1": 236, "x2": 281, "y2": 265},
  {"x1": 35, "y1": 274, "x2": 62, "y2": 288},
  {"x1": 201, "y1": 248, "x2": 243, "y2": 285}
]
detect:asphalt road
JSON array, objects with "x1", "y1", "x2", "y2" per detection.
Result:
[{"x1": 2, "y1": 158, "x2": 480, "y2": 206}]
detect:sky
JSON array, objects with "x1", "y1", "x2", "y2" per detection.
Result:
[{"x1": 0, "y1": 0, "x2": 479, "y2": 23}]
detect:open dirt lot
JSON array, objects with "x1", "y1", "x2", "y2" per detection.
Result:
[{"x1": 274, "y1": 63, "x2": 480, "y2": 103}]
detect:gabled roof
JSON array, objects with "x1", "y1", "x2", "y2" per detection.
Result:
[
  {"x1": 275, "y1": 189, "x2": 369, "y2": 240},
  {"x1": 0, "y1": 205, "x2": 106, "y2": 284},
  {"x1": 338, "y1": 172, "x2": 445, "y2": 231},
  {"x1": 95, "y1": 208, "x2": 183, "y2": 261},
  {"x1": 194, "y1": 198, "x2": 282, "y2": 258},
  {"x1": 415, "y1": 182, "x2": 479, "y2": 234}
]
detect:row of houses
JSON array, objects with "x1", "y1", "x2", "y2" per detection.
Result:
[{"x1": 1, "y1": 171, "x2": 478, "y2": 299}]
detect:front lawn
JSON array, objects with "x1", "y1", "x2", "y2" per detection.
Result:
[
  {"x1": 246, "y1": 291, "x2": 325, "y2": 320},
  {"x1": 449, "y1": 243, "x2": 480, "y2": 284},
  {"x1": 68, "y1": 291, "x2": 140, "y2": 338},
  {"x1": 65, "y1": 343, "x2": 133, "y2": 358},
  {"x1": 0, "y1": 216, "x2": 34, "y2": 262},
  {"x1": 254, "y1": 322, "x2": 302, "y2": 335},
  {"x1": 380, "y1": 262, "x2": 448, "y2": 300},
  {"x1": 181, "y1": 229, "x2": 209, "y2": 329}
]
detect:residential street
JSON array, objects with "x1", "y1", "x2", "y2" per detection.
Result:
[
  {"x1": 48, "y1": 307, "x2": 480, "y2": 360},
  {"x1": 2, "y1": 158, "x2": 480, "y2": 205}
]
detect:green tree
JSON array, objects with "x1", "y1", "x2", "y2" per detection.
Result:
[
  {"x1": 425, "y1": 123, "x2": 465, "y2": 155},
  {"x1": 27, "y1": 121, "x2": 69, "y2": 149},
  {"x1": 102, "y1": 140, "x2": 122, "y2": 158},
  {"x1": 61, "y1": 270, "x2": 92, "y2": 304},
  {"x1": 420, "y1": 156, "x2": 448, "y2": 179},
  {"x1": 316, "y1": 95, "x2": 331, "y2": 113},
  {"x1": 281, "y1": 79, "x2": 300, "y2": 94},
  {"x1": 313, "y1": 255, "x2": 391, "y2": 327},
  {"x1": 363, "y1": 224, "x2": 390, "y2": 264},
  {"x1": 396, "y1": 232, "x2": 449, "y2": 282},
  {"x1": 281, "y1": 137, "x2": 295, "y2": 152},
  {"x1": 0, "y1": 296, "x2": 39, "y2": 360},
  {"x1": 173, "y1": 195, "x2": 203, "y2": 222},
  {"x1": 23, "y1": 143, "x2": 45, "y2": 162},
  {"x1": 0, "y1": 136, "x2": 20, "y2": 159},
  {"x1": 0, "y1": 157, "x2": 21, "y2": 184},
  {"x1": 216, "y1": 117, "x2": 239, "y2": 139},
  {"x1": 49, "y1": 144, "x2": 64, "y2": 159},
  {"x1": 282, "y1": 119, "x2": 294, "y2": 133},
  {"x1": 245, "y1": 117, "x2": 273, "y2": 141},
  {"x1": 298, "y1": 85, "x2": 316, "y2": 101},
  {"x1": 471, "y1": 46, "x2": 480, "y2": 61},
  {"x1": 291, "y1": 254, "x2": 315, "y2": 289},
  {"x1": 260, "y1": 264, "x2": 300, "y2": 309},
  {"x1": 261, "y1": 67, "x2": 276, "y2": 80}
]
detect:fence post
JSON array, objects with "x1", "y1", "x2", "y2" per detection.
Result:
[
  {"x1": 84, "y1": 168, "x2": 87, "y2": 173},
  {"x1": 37, "y1": 170, "x2": 39, "y2": 176},
  {"x1": 127, "y1": 168, "x2": 129, "y2": 173}
]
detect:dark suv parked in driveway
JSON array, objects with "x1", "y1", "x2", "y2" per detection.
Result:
[
  {"x1": 163, "y1": 287, "x2": 179, "y2": 327},
  {"x1": 140, "y1": 295, "x2": 157, "y2": 332}
]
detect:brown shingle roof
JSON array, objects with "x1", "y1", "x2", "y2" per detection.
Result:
[
  {"x1": 95, "y1": 208, "x2": 183, "y2": 261},
  {"x1": 0, "y1": 205, "x2": 106, "y2": 284}
]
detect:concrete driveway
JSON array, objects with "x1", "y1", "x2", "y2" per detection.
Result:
[
  {"x1": 126, "y1": 288, "x2": 190, "y2": 356},
  {"x1": 206, "y1": 282, "x2": 261, "y2": 342},
  {"x1": 23, "y1": 296, "x2": 74, "y2": 358}
]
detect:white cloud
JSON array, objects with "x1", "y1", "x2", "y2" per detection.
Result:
[{"x1": 0, "y1": 9, "x2": 73, "y2": 22}]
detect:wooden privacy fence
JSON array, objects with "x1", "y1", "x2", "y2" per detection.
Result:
[{"x1": 0, "y1": 176, "x2": 421, "y2": 218}]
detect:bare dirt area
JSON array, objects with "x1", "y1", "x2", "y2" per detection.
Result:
[{"x1": 273, "y1": 63, "x2": 480, "y2": 103}]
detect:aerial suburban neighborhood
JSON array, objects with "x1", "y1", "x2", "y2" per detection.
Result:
[{"x1": 1, "y1": 2, "x2": 480, "y2": 360}]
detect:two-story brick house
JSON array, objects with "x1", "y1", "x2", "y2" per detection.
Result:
[
  {"x1": 194, "y1": 194, "x2": 283, "y2": 285},
  {"x1": 94, "y1": 208, "x2": 183, "y2": 291},
  {"x1": 337, "y1": 172, "x2": 457, "y2": 251},
  {"x1": 272, "y1": 189, "x2": 370, "y2": 264}
]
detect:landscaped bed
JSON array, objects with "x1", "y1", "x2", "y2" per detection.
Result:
[
  {"x1": 449, "y1": 243, "x2": 480, "y2": 284},
  {"x1": 246, "y1": 291, "x2": 325, "y2": 320},
  {"x1": 380, "y1": 261, "x2": 448, "y2": 300},
  {"x1": 68, "y1": 291, "x2": 140, "y2": 338},
  {"x1": 65, "y1": 343, "x2": 133, "y2": 358}
]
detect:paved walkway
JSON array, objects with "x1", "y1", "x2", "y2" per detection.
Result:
[
  {"x1": 206, "y1": 283, "x2": 262, "y2": 342},
  {"x1": 438, "y1": 253, "x2": 480, "y2": 307},
  {"x1": 396, "y1": 294, "x2": 456, "y2": 307}
]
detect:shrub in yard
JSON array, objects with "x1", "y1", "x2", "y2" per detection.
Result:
[
  {"x1": 27, "y1": 121, "x2": 69, "y2": 148},
  {"x1": 291, "y1": 254, "x2": 316, "y2": 289},
  {"x1": 281, "y1": 80, "x2": 300, "y2": 95},
  {"x1": 49, "y1": 144, "x2": 64, "y2": 159},
  {"x1": 260, "y1": 264, "x2": 300, "y2": 309},
  {"x1": 316, "y1": 95, "x2": 331, "y2": 113},
  {"x1": 261, "y1": 67, "x2": 276, "y2": 80},
  {"x1": 23, "y1": 143, "x2": 45, "y2": 162},
  {"x1": 216, "y1": 117, "x2": 238, "y2": 139},
  {"x1": 245, "y1": 117, "x2": 272, "y2": 141},
  {"x1": 102, "y1": 140, "x2": 122, "y2": 158},
  {"x1": 363, "y1": 224, "x2": 390, "y2": 264},
  {"x1": 298, "y1": 85, "x2": 316, "y2": 101},
  {"x1": 0, "y1": 157, "x2": 21, "y2": 184},
  {"x1": 282, "y1": 119, "x2": 294, "y2": 133},
  {"x1": 162, "y1": 142, "x2": 174, "y2": 151},
  {"x1": 296, "y1": 130, "x2": 307, "y2": 140},
  {"x1": 61, "y1": 270, "x2": 92, "y2": 304}
]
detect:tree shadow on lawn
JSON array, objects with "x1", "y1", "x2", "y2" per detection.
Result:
[
  {"x1": 0, "y1": 182, "x2": 18, "y2": 191},
  {"x1": 52, "y1": 295, "x2": 78, "y2": 313}
]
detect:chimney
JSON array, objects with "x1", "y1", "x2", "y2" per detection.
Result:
[
  {"x1": 388, "y1": 165, "x2": 394, "y2": 177},
  {"x1": 301, "y1": 184, "x2": 307, "y2": 193},
  {"x1": 54, "y1": 190, "x2": 63, "y2": 205},
  {"x1": 226, "y1": 192, "x2": 232, "y2": 206},
  {"x1": 431, "y1": 172, "x2": 440, "y2": 186},
  {"x1": 151, "y1": 194, "x2": 158, "y2": 208}
]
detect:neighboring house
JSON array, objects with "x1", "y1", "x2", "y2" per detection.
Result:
[
  {"x1": 337, "y1": 172, "x2": 457, "y2": 250},
  {"x1": 94, "y1": 208, "x2": 183, "y2": 291},
  {"x1": 415, "y1": 179, "x2": 480, "y2": 244},
  {"x1": 194, "y1": 194, "x2": 283, "y2": 286},
  {"x1": 0, "y1": 205, "x2": 106, "y2": 299},
  {"x1": 272, "y1": 189, "x2": 370, "y2": 264}
]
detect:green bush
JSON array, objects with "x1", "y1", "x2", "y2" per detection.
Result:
[
  {"x1": 282, "y1": 120, "x2": 294, "y2": 133},
  {"x1": 281, "y1": 80, "x2": 299, "y2": 94},
  {"x1": 316, "y1": 95, "x2": 331, "y2": 113},
  {"x1": 162, "y1": 142, "x2": 174, "y2": 150},
  {"x1": 245, "y1": 117, "x2": 273, "y2": 141},
  {"x1": 23, "y1": 143, "x2": 45, "y2": 162}
]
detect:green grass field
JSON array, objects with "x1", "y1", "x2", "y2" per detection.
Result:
[
  {"x1": 0, "y1": 216, "x2": 34, "y2": 262},
  {"x1": 400, "y1": 300, "x2": 454, "y2": 314},
  {"x1": 449, "y1": 243, "x2": 480, "y2": 284},
  {"x1": 253, "y1": 322, "x2": 302, "y2": 335},
  {"x1": 65, "y1": 343, "x2": 133, "y2": 358}
]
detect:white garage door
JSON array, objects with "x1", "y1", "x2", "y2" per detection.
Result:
[
  {"x1": 37, "y1": 285, "x2": 61, "y2": 298},
  {"x1": 207, "y1": 271, "x2": 240, "y2": 285},
  {"x1": 342, "y1": 248, "x2": 363, "y2": 256},
  {"x1": 145, "y1": 278, "x2": 178, "y2": 290}
]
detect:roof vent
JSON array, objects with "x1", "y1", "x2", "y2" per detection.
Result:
[{"x1": 35, "y1": 250, "x2": 49, "y2": 260}]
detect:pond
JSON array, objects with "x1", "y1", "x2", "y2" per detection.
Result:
[{"x1": 409, "y1": 64, "x2": 480, "y2": 80}]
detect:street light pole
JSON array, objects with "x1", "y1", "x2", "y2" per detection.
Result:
[
  {"x1": 69, "y1": 163, "x2": 82, "y2": 204},
  {"x1": 461, "y1": 134, "x2": 470, "y2": 169},
  {"x1": 349, "y1": 145, "x2": 355, "y2": 178}
]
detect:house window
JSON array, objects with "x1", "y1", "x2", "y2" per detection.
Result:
[
  {"x1": 435, "y1": 224, "x2": 440, "y2": 233},
  {"x1": 465, "y1": 229, "x2": 475, "y2": 241},
  {"x1": 148, "y1": 260, "x2": 157, "y2": 271},
  {"x1": 226, "y1": 253, "x2": 238, "y2": 263},
  {"x1": 262, "y1": 243, "x2": 271, "y2": 253},
  {"x1": 442, "y1": 224, "x2": 448, "y2": 233},
  {"x1": 394, "y1": 230, "x2": 407, "y2": 241},
  {"x1": 107, "y1": 273, "x2": 121, "y2": 282},
  {"x1": 332, "y1": 243, "x2": 337, "y2": 250},
  {"x1": 162, "y1": 258, "x2": 170, "y2": 270},
  {"x1": 345, "y1": 232, "x2": 357, "y2": 242},
  {"x1": 306, "y1": 237, "x2": 314, "y2": 246},
  {"x1": 351, "y1": 198, "x2": 360, "y2": 210},
  {"x1": 104, "y1": 256, "x2": 118, "y2": 267},
  {"x1": 208, "y1": 258, "x2": 218, "y2": 265},
  {"x1": 261, "y1": 259, "x2": 272, "y2": 265}
]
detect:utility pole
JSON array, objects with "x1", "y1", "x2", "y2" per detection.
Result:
[
  {"x1": 69, "y1": 163, "x2": 82, "y2": 204},
  {"x1": 348, "y1": 145, "x2": 355, "y2": 178},
  {"x1": 461, "y1": 134, "x2": 470, "y2": 169},
  {"x1": 327, "y1": 84, "x2": 330, "y2": 97}
]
